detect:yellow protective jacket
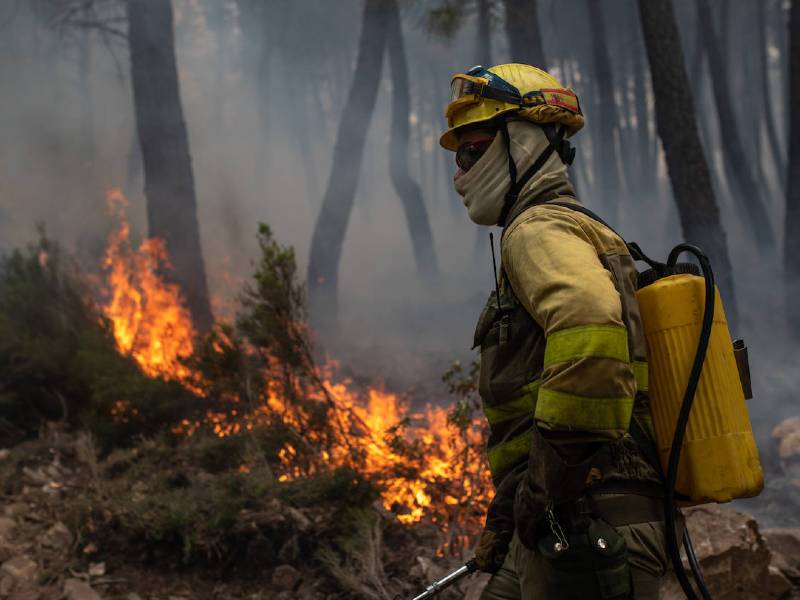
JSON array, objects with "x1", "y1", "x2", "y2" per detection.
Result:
[
  {"x1": 502, "y1": 199, "x2": 649, "y2": 445},
  {"x1": 474, "y1": 192, "x2": 660, "y2": 538}
]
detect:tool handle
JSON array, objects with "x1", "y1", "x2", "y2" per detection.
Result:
[{"x1": 395, "y1": 560, "x2": 477, "y2": 600}]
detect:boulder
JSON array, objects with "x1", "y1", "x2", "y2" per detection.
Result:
[
  {"x1": 8, "y1": 590, "x2": 40, "y2": 600},
  {"x1": 763, "y1": 528, "x2": 800, "y2": 581},
  {"x1": 0, "y1": 516, "x2": 16, "y2": 540},
  {"x1": 660, "y1": 505, "x2": 774, "y2": 599},
  {"x1": 767, "y1": 565, "x2": 792, "y2": 598},
  {"x1": 773, "y1": 417, "x2": 800, "y2": 483},
  {"x1": 1, "y1": 555, "x2": 37, "y2": 583},
  {"x1": 40, "y1": 522, "x2": 72, "y2": 550},
  {"x1": 271, "y1": 564, "x2": 300, "y2": 591},
  {"x1": 63, "y1": 578, "x2": 102, "y2": 600}
]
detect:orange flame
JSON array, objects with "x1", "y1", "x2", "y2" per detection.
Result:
[
  {"x1": 101, "y1": 188, "x2": 197, "y2": 383},
  {"x1": 99, "y1": 188, "x2": 491, "y2": 554}
]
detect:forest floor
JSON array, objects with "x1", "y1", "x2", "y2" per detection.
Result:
[
  {"x1": 2, "y1": 419, "x2": 800, "y2": 600},
  {"x1": 0, "y1": 426, "x2": 489, "y2": 600}
]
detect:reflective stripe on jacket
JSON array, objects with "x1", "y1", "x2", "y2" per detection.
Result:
[{"x1": 475, "y1": 196, "x2": 660, "y2": 504}]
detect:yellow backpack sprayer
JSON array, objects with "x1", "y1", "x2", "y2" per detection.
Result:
[{"x1": 398, "y1": 206, "x2": 763, "y2": 600}]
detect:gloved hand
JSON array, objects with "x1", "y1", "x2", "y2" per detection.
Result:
[
  {"x1": 475, "y1": 463, "x2": 525, "y2": 573},
  {"x1": 474, "y1": 527, "x2": 512, "y2": 574}
]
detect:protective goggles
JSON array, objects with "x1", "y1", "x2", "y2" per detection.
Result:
[
  {"x1": 456, "y1": 138, "x2": 495, "y2": 172},
  {"x1": 446, "y1": 65, "x2": 581, "y2": 122}
]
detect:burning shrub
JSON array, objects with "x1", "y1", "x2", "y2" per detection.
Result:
[
  {"x1": 0, "y1": 231, "x2": 208, "y2": 446},
  {"x1": 0, "y1": 194, "x2": 494, "y2": 594}
]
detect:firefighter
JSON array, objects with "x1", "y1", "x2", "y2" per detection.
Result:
[{"x1": 441, "y1": 63, "x2": 676, "y2": 599}]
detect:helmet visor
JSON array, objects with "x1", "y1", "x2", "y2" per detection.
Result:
[{"x1": 446, "y1": 74, "x2": 487, "y2": 121}]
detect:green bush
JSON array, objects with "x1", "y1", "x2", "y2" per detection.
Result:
[{"x1": 0, "y1": 233, "x2": 203, "y2": 446}]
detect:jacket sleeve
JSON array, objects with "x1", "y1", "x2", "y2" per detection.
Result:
[{"x1": 502, "y1": 208, "x2": 636, "y2": 450}]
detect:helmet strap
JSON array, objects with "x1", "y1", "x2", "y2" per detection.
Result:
[{"x1": 497, "y1": 121, "x2": 575, "y2": 227}]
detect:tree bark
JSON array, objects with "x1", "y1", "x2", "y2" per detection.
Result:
[
  {"x1": 237, "y1": 0, "x2": 271, "y2": 141},
  {"x1": 79, "y1": 4, "x2": 93, "y2": 168},
  {"x1": 786, "y1": 0, "x2": 800, "y2": 334},
  {"x1": 696, "y1": 0, "x2": 776, "y2": 252},
  {"x1": 126, "y1": 0, "x2": 214, "y2": 333},
  {"x1": 307, "y1": 0, "x2": 389, "y2": 331},
  {"x1": 385, "y1": 0, "x2": 438, "y2": 279},
  {"x1": 637, "y1": 0, "x2": 737, "y2": 322},
  {"x1": 758, "y1": 0, "x2": 787, "y2": 189},
  {"x1": 587, "y1": 0, "x2": 624, "y2": 224},
  {"x1": 503, "y1": 0, "x2": 546, "y2": 68},
  {"x1": 476, "y1": 0, "x2": 492, "y2": 65}
]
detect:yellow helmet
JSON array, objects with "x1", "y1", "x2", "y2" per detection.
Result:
[{"x1": 439, "y1": 63, "x2": 584, "y2": 151}]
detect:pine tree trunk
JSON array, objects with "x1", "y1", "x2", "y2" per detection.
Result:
[
  {"x1": 587, "y1": 0, "x2": 624, "y2": 224},
  {"x1": 386, "y1": 0, "x2": 438, "y2": 279},
  {"x1": 307, "y1": 0, "x2": 389, "y2": 331},
  {"x1": 476, "y1": 0, "x2": 492, "y2": 65},
  {"x1": 759, "y1": 0, "x2": 787, "y2": 189},
  {"x1": 786, "y1": 0, "x2": 800, "y2": 334},
  {"x1": 637, "y1": 0, "x2": 737, "y2": 321},
  {"x1": 696, "y1": 0, "x2": 775, "y2": 251},
  {"x1": 79, "y1": 5, "x2": 93, "y2": 168},
  {"x1": 503, "y1": 0, "x2": 546, "y2": 67},
  {"x1": 126, "y1": 0, "x2": 214, "y2": 333}
]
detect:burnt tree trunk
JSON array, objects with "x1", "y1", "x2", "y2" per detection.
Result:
[
  {"x1": 386, "y1": 0, "x2": 438, "y2": 279},
  {"x1": 587, "y1": 0, "x2": 624, "y2": 223},
  {"x1": 637, "y1": 0, "x2": 737, "y2": 322},
  {"x1": 786, "y1": 0, "x2": 800, "y2": 334},
  {"x1": 503, "y1": 0, "x2": 546, "y2": 67},
  {"x1": 126, "y1": 0, "x2": 214, "y2": 333},
  {"x1": 696, "y1": 0, "x2": 775, "y2": 252},
  {"x1": 307, "y1": 0, "x2": 389, "y2": 330}
]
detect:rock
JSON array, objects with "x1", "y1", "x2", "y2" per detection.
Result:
[
  {"x1": 0, "y1": 449, "x2": 9, "y2": 461},
  {"x1": 1, "y1": 574, "x2": 16, "y2": 595},
  {"x1": 21, "y1": 467, "x2": 48, "y2": 486},
  {"x1": 285, "y1": 507, "x2": 311, "y2": 532},
  {"x1": 1, "y1": 556, "x2": 37, "y2": 582},
  {"x1": 0, "y1": 516, "x2": 16, "y2": 540},
  {"x1": 773, "y1": 417, "x2": 800, "y2": 483},
  {"x1": 271, "y1": 564, "x2": 300, "y2": 591},
  {"x1": 659, "y1": 505, "x2": 774, "y2": 599},
  {"x1": 8, "y1": 590, "x2": 39, "y2": 600},
  {"x1": 767, "y1": 565, "x2": 792, "y2": 598},
  {"x1": 7, "y1": 592, "x2": 38, "y2": 600},
  {"x1": 415, "y1": 556, "x2": 446, "y2": 583},
  {"x1": 4, "y1": 504, "x2": 26, "y2": 518},
  {"x1": 773, "y1": 417, "x2": 800, "y2": 444},
  {"x1": 82, "y1": 543, "x2": 98, "y2": 555},
  {"x1": 63, "y1": 578, "x2": 102, "y2": 600},
  {"x1": 40, "y1": 522, "x2": 72, "y2": 550},
  {"x1": 764, "y1": 527, "x2": 800, "y2": 580},
  {"x1": 126, "y1": 594, "x2": 143, "y2": 600},
  {"x1": 88, "y1": 562, "x2": 105, "y2": 577}
]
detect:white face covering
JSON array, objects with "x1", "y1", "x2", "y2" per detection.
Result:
[
  {"x1": 453, "y1": 134, "x2": 510, "y2": 225},
  {"x1": 453, "y1": 121, "x2": 570, "y2": 226}
]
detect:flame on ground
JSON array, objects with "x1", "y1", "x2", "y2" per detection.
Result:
[
  {"x1": 99, "y1": 189, "x2": 491, "y2": 554},
  {"x1": 102, "y1": 188, "x2": 197, "y2": 383}
]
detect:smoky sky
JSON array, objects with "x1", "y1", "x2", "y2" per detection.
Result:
[{"x1": 0, "y1": 0, "x2": 796, "y2": 462}]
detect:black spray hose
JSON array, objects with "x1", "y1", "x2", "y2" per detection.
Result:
[{"x1": 663, "y1": 243, "x2": 715, "y2": 600}]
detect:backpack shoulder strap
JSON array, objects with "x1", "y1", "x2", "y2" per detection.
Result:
[{"x1": 545, "y1": 201, "x2": 662, "y2": 269}]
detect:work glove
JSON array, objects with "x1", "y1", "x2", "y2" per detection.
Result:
[
  {"x1": 474, "y1": 528, "x2": 512, "y2": 574},
  {"x1": 474, "y1": 463, "x2": 525, "y2": 573}
]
